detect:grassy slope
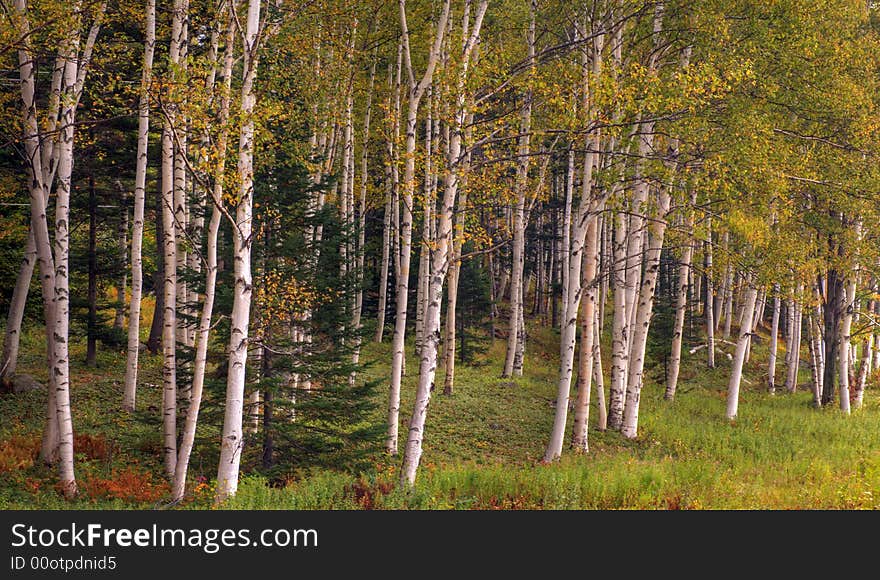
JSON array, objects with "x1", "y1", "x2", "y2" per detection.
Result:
[{"x1": 2, "y1": 314, "x2": 880, "y2": 509}]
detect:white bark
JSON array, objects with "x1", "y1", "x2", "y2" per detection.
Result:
[
  {"x1": 172, "y1": 9, "x2": 235, "y2": 501},
  {"x1": 1, "y1": 230, "x2": 36, "y2": 381},
  {"x1": 546, "y1": 14, "x2": 604, "y2": 460},
  {"x1": 608, "y1": 208, "x2": 628, "y2": 430},
  {"x1": 665, "y1": 188, "x2": 697, "y2": 401},
  {"x1": 725, "y1": 284, "x2": 759, "y2": 420},
  {"x1": 375, "y1": 51, "x2": 400, "y2": 344},
  {"x1": 388, "y1": 0, "x2": 450, "y2": 457},
  {"x1": 839, "y1": 275, "x2": 856, "y2": 414},
  {"x1": 502, "y1": 15, "x2": 534, "y2": 378},
  {"x1": 123, "y1": 0, "x2": 156, "y2": 412},
  {"x1": 216, "y1": 0, "x2": 262, "y2": 502},
  {"x1": 768, "y1": 287, "x2": 780, "y2": 393},
  {"x1": 570, "y1": 211, "x2": 600, "y2": 451},
  {"x1": 401, "y1": 0, "x2": 482, "y2": 485},
  {"x1": 16, "y1": 0, "x2": 59, "y2": 467},
  {"x1": 161, "y1": 0, "x2": 188, "y2": 479},
  {"x1": 705, "y1": 218, "x2": 715, "y2": 369},
  {"x1": 621, "y1": 188, "x2": 671, "y2": 439},
  {"x1": 351, "y1": 50, "x2": 377, "y2": 379}
]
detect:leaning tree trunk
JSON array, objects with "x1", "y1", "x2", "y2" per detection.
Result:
[
  {"x1": 621, "y1": 187, "x2": 671, "y2": 439},
  {"x1": 171, "y1": 6, "x2": 234, "y2": 501},
  {"x1": 387, "y1": 0, "x2": 449, "y2": 457},
  {"x1": 0, "y1": 230, "x2": 36, "y2": 382},
  {"x1": 400, "y1": 0, "x2": 480, "y2": 486},
  {"x1": 546, "y1": 14, "x2": 604, "y2": 460},
  {"x1": 16, "y1": 0, "x2": 59, "y2": 466},
  {"x1": 123, "y1": 0, "x2": 156, "y2": 411},
  {"x1": 725, "y1": 283, "x2": 759, "y2": 420}
]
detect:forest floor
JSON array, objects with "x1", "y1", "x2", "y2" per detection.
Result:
[{"x1": 2, "y1": 316, "x2": 880, "y2": 509}]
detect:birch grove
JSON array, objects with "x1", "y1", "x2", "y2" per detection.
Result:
[{"x1": 1, "y1": 0, "x2": 880, "y2": 503}]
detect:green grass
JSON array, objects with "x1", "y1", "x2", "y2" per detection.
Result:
[{"x1": 2, "y1": 316, "x2": 879, "y2": 509}]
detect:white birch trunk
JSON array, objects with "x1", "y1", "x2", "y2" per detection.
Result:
[
  {"x1": 705, "y1": 218, "x2": 716, "y2": 368},
  {"x1": 388, "y1": 0, "x2": 450, "y2": 457},
  {"x1": 545, "y1": 15, "x2": 603, "y2": 460},
  {"x1": 15, "y1": 0, "x2": 59, "y2": 466},
  {"x1": 621, "y1": 188, "x2": 671, "y2": 439},
  {"x1": 608, "y1": 208, "x2": 628, "y2": 430},
  {"x1": 768, "y1": 287, "x2": 780, "y2": 393},
  {"x1": 839, "y1": 276, "x2": 856, "y2": 414},
  {"x1": 123, "y1": 0, "x2": 156, "y2": 412},
  {"x1": 51, "y1": 15, "x2": 86, "y2": 499},
  {"x1": 400, "y1": 0, "x2": 482, "y2": 485},
  {"x1": 0, "y1": 230, "x2": 36, "y2": 381},
  {"x1": 171, "y1": 15, "x2": 232, "y2": 494},
  {"x1": 216, "y1": 0, "x2": 261, "y2": 502},
  {"x1": 725, "y1": 284, "x2": 759, "y2": 420},
  {"x1": 665, "y1": 188, "x2": 697, "y2": 401}
]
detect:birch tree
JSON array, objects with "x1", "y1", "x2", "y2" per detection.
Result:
[
  {"x1": 216, "y1": 0, "x2": 263, "y2": 502},
  {"x1": 387, "y1": 0, "x2": 450, "y2": 457},
  {"x1": 401, "y1": 0, "x2": 485, "y2": 485},
  {"x1": 123, "y1": 0, "x2": 156, "y2": 412}
]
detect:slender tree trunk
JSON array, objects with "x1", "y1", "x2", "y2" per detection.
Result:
[
  {"x1": 593, "y1": 308, "x2": 607, "y2": 431},
  {"x1": 400, "y1": 0, "x2": 478, "y2": 486},
  {"x1": 560, "y1": 149, "x2": 574, "y2": 330},
  {"x1": 415, "y1": 89, "x2": 434, "y2": 359},
  {"x1": 785, "y1": 297, "x2": 803, "y2": 394},
  {"x1": 172, "y1": 204, "x2": 222, "y2": 501},
  {"x1": 86, "y1": 175, "x2": 98, "y2": 367},
  {"x1": 665, "y1": 188, "x2": 697, "y2": 401},
  {"x1": 16, "y1": 0, "x2": 59, "y2": 466},
  {"x1": 608, "y1": 208, "x2": 628, "y2": 430},
  {"x1": 839, "y1": 275, "x2": 856, "y2": 414},
  {"x1": 725, "y1": 283, "x2": 758, "y2": 420},
  {"x1": 768, "y1": 287, "x2": 780, "y2": 393},
  {"x1": 502, "y1": 80, "x2": 532, "y2": 377},
  {"x1": 123, "y1": 0, "x2": 156, "y2": 411},
  {"x1": 375, "y1": 50, "x2": 399, "y2": 344},
  {"x1": 443, "y1": 111, "x2": 472, "y2": 395},
  {"x1": 853, "y1": 333, "x2": 872, "y2": 409},
  {"x1": 51, "y1": 19, "x2": 87, "y2": 498},
  {"x1": 161, "y1": 0, "x2": 189, "y2": 479},
  {"x1": 0, "y1": 230, "x2": 36, "y2": 381},
  {"x1": 705, "y1": 218, "x2": 715, "y2": 368},
  {"x1": 546, "y1": 13, "x2": 604, "y2": 460},
  {"x1": 216, "y1": 0, "x2": 262, "y2": 502},
  {"x1": 621, "y1": 188, "x2": 671, "y2": 439},
  {"x1": 570, "y1": 210, "x2": 599, "y2": 451},
  {"x1": 351, "y1": 50, "x2": 377, "y2": 379},
  {"x1": 388, "y1": 0, "x2": 450, "y2": 457}
]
